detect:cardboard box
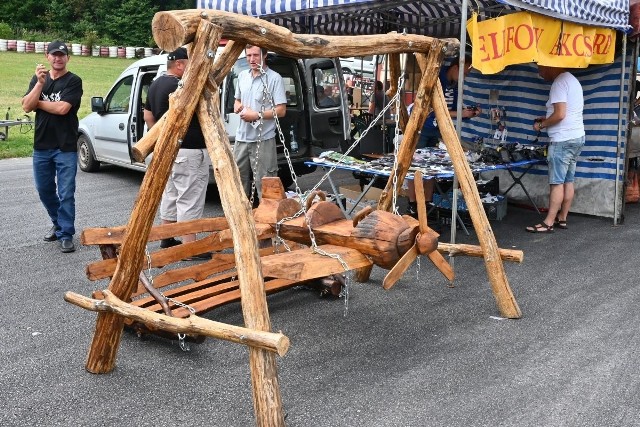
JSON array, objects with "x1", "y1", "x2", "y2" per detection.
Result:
[{"x1": 339, "y1": 184, "x2": 383, "y2": 213}]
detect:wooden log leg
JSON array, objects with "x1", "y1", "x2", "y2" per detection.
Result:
[
  {"x1": 198, "y1": 84, "x2": 284, "y2": 423},
  {"x1": 352, "y1": 264, "x2": 373, "y2": 283},
  {"x1": 432, "y1": 80, "x2": 521, "y2": 319},
  {"x1": 378, "y1": 47, "x2": 444, "y2": 212},
  {"x1": 84, "y1": 21, "x2": 223, "y2": 374}
]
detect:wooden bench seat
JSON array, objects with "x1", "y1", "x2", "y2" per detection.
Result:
[{"x1": 81, "y1": 216, "x2": 371, "y2": 338}]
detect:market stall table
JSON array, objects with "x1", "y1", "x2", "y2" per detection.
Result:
[{"x1": 306, "y1": 149, "x2": 545, "y2": 226}]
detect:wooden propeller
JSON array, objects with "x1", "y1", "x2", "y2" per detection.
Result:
[{"x1": 383, "y1": 171, "x2": 454, "y2": 289}]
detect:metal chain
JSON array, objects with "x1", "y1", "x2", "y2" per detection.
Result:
[
  {"x1": 272, "y1": 91, "x2": 402, "y2": 303},
  {"x1": 248, "y1": 66, "x2": 267, "y2": 206},
  {"x1": 143, "y1": 245, "x2": 195, "y2": 352},
  {"x1": 390, "y1": 70, "x2": 406, "y2": 216},
  {"x1": 338, "y1": 271, "x2": 353, "y2": 317},
  {"x1": 304, "y1": 92, "x2": 400, "y2": 198},
  {"x1": 252, "y1": 61, "x2": 399, "y2": 314}
]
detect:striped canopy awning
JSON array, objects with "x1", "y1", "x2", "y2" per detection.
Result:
[
  {"x1": 498, "y1": 0, "x2": 632, "y2": 32},
  {"x1": 197, "y1": 0, "x2": 631, "y2": 37},
  {"x1": 197, "y1": 1, "x2": 516, "y2": 37}
]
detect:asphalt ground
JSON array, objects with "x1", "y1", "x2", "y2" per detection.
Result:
[{"x1": 1, "y1": 157, "x2": 639, "y2": 427}]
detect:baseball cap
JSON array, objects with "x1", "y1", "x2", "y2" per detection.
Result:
[
  {"x1": 47, "y1": 41, "x2": 69, "y2": 55},
  {"x1": 167, "y1": 47, "x2": 188, "y2": 60}
]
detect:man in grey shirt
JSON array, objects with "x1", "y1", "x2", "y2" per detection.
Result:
[{"x1": 233, "y1": 44, "x2": 287, "y2": 201}]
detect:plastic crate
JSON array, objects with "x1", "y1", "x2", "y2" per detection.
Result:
[
  {"x1": 483, "y1": 197, "x2": 507, "y2": 220},
  {"x1": 432, "y1": 194, "x2": 507, "y2": 222}
]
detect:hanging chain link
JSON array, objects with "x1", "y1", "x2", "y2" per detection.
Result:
[
  {"x1": 142, "y1": 245, "x2": 195, "y2": 352},
  {"x1": 272, "y1": 75, "x2": 404, "y2": 314},
  {"x1": 242, "y1": 56, "x2": 402, "y2": 315},
  {"x1": 390, "y1": 70, "x2": 406, "y2": 216}
]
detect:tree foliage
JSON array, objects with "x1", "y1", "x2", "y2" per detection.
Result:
[{"x1": 0, "y1": 0, "x2": 191, "y2": 46}]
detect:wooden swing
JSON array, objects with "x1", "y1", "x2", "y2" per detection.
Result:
[{"x1": 65, "y1": 10, "x2": 524, "y2": 427}]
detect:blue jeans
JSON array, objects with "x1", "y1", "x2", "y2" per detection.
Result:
[
  {"x1": 33, "y1": 149, "x2": 77, "y2": 240},
  {"x1": 547, "y1": 136, "x2": 585, "y2": 184},
  {"x1": 418, "y1": 127, "x2": 440, "y2": 149}
]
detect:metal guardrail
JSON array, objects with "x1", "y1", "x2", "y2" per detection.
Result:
[{"x1": 0, "y1": 119, "x2": 33, "y2": 141}]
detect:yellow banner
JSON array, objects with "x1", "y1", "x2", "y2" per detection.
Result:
[{"x1": 467, "y1": 11, "x2": 616, "y2": 74}]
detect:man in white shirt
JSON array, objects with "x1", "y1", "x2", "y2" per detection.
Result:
[{"x1": 526, "y1": 65, "x2": 585, "y2": 233}]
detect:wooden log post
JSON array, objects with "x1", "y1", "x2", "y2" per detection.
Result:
[
  {"x1": 378, "y1": 47, "x2": 445, "y2": 212},
  {"x1": 197, "y1": 70, "x2": 285, "y2": 426},
  {"x1": 84, "y1": 21, "x2": 223, "y2": 374},
  {"x1": 430, "y1": 76, "x2": 521, "y2": 319},
  {"x1": 387, "y1": 53, "x2": 410, "y2": 132},
  {"x1": 386, "y1": 53, "x2": 401, "y2": 100}
]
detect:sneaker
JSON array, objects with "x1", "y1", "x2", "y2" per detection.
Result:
[
  {"x1": 160, "y1": 238, "x2": 182, "y2": 248},
  {"x1": 44, "y1": 225, "x2": 60, "y2": 242},
  {"x1": 60, "y1": 239, "x2": 75, "y2": 253},
  {"x1": 183, "y1": 252, "x2": 212, "y2": 261}
]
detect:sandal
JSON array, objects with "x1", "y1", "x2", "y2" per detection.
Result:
[
  {"x1": 554, "y1": 217, "x2": 568, "y2": 229},
  {"x1": 526, "y1": 222, "x2": 554, "y2": 233}
]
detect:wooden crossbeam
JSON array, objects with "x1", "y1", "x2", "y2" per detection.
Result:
[{"x1": 65, "y1": 290, "x2": 290, "y2": 356}]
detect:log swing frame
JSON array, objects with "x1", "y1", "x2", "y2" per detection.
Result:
[{"x1": 65, "y1": 9, "x2": 523, "y2": 427}]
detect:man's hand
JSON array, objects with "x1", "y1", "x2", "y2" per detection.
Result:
[
  {"x1": 35, "y1": 64, "x2": 48, "y2": 85},
  {"x1": 239, "y1": 106, "x2": 259, "y2": 122},
  {"x1": 462, "y1": 106, "x2": 482, "y2": 119}
]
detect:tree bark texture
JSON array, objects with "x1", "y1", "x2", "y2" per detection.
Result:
[
  {"x1": 66, "y1": 290, "x2": 290, "y2": 356},
  {"x1": 197, "y1": 71, "x2": 285, "y2": 426},
  {"x1": 152, "y1": 9, "x2": 459, "y2": 57},
  {"x1": 84, "y1": 21, "x2": 223, "y2": 374}
]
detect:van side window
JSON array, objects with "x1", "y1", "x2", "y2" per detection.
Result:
[
  {"x1": 313, "y1": 64, "x2": 340, "y2": 109},
  {"x1": 104, "y1": 75, "x2": 134, "y2": 113},
  {"x1": 282, "y1": 77, "x2": 297, "y2": 106},
  {"x1": 267, "y1": 60, "x2": 300, "y2": 107},
  {"x1": 226, "y1": 69, "x2": 239, "y2": 114},
  {"x1": 140, "y1": 73, "x2": 155, "y2": 111}
]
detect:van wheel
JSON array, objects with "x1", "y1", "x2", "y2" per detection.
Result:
[{"x1": 78, "y1": 134, "x2": 100, "y2": 172}]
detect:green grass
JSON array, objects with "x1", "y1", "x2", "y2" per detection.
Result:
[{"x1": 0, "y1": 52, "x2": 137, "y2": 159}]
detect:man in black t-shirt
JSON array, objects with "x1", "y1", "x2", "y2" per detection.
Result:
[
  {"x1": 144, "y1": 47, "x2": 211, "y2": 259},
  {"x1": 22, "y1": 41, "x2": 83, "y2": 253}
]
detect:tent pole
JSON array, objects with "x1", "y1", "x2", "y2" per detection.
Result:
[
  {"x1": 614, "y1": 32, "x2": 628, "y2": 225},
  {"x1": 449, "y1": 0, "x2": 470, "y2": 267}
]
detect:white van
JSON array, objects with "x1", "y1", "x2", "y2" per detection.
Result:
[
  {"x1": 339, "y1": 55, "x2": 378, "y2": 78},
  {"x1": 77, "y1": 49, "x2": 351, "y2": 188}
]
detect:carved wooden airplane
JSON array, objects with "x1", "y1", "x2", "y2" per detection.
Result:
[{"x1": 253, "y1": 173, "x2": 453, "y2": 290}]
